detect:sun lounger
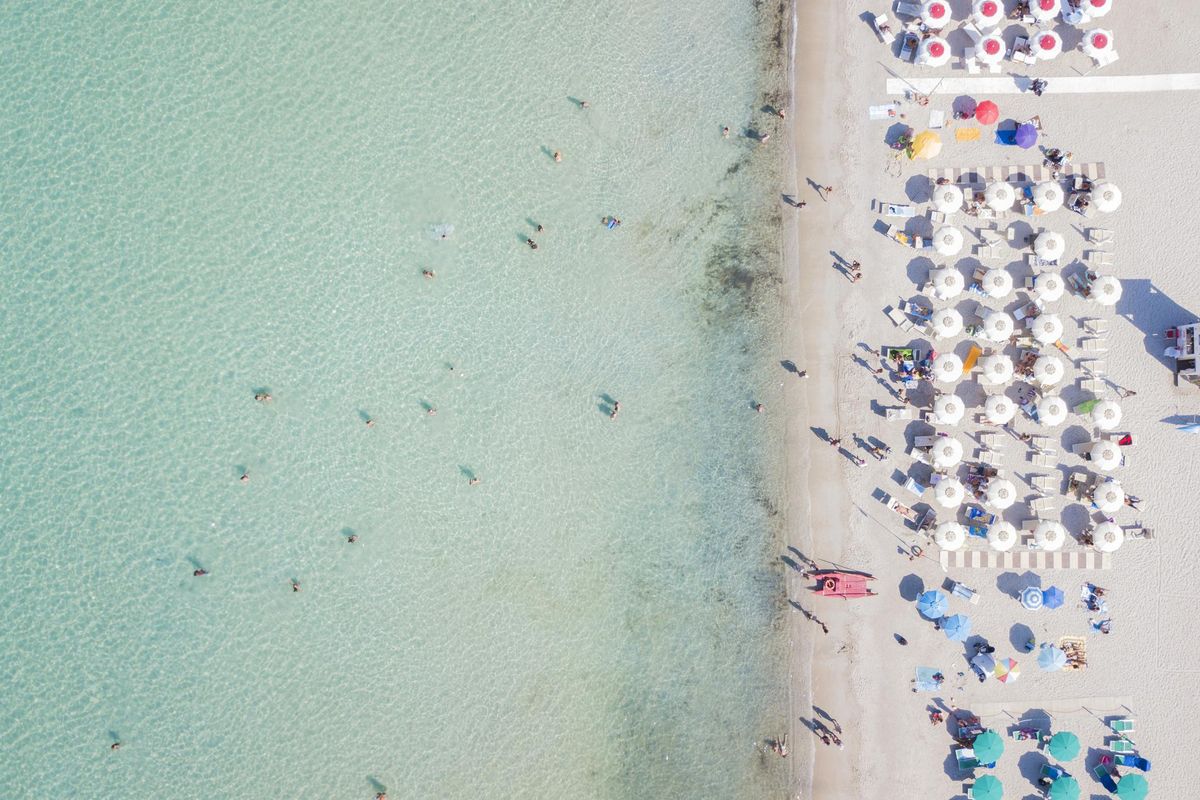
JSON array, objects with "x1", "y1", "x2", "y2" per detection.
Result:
[
  {"x1": 913, "y1": 666, "x2": 942, "y2": 692},
  {"x1": 1030, "y1": 474, "x2": 1055, "y2": 495},
  {"x1": 869, "y1": 102, "x2": 901, "y2": 121},
  {"x1": 1079, "y1": 359, "x2": 1106, "y2": 376},
  {"x1": 1079, "y1": 338, "x2": 1108, "y2": 353},
  {"x1": 1110, "y1": 738, "x2": 1135, "y2": 754},
  {"x1": 904, "y1": 477, "x2": 929, "y2": 497},
  {"x1": 900, "y1": 31, "x2": 919, "y2": 62},
  {"x1": 1088, "y1": 228, "x2": 1114, "y2": 246},
  {"x1": 1010, "y1": 37, "x2": 1036, "y2": 65},
  {"x1": 1114, "y1": 753, "x2": 1152, "y2": 771},
  {"x1": 955, "y1": 746, "x2": 982, "y2": 771},
  {"x1": 979, "y1": 432, "x2": 1003, "y2": 449},
  {"x1": 909, "y1": 446, "x2": 932, "y2": 465},
  {"x1": 964, "y1": 50, "x2": 981, "y2": 75},
  {"x1": 1110, "y1": 718, "x2": 1135, "y2": 735},
  {"x1": 1085, "y1": 250, "x2": 1115, "y2": 268},
  {"x1": 1125, "y1": 524, "x2": 1154, "y2": 540},
  {"x1": 1029, "y1": 435, "x2": 1054, "y2": 453},
  {"x1": 1094, "y1": 50, "x2": 1120, "y2": 68},
  {"x1": 913, "y1": 435, "x2": 937, "y2": 448},
  {"x1": 885, "y1": 405, "x2": 914, "y2": 420},
  {"x1": 880, "y1": 201, "x2": 917, "y2": 217},
  {"x1": 895, "y1": 0, "x2": 922, "y2": 18},
  {"x1": 1094, "y1": 763, "x2": 1120, "y2": 793},
  {"x1": 1083, "y1": 318, "x2": 1110, "y2": 335},
  {"x1": 978, "y1": 449, "x2": 1003, "y2": 466},
  {"x1": 1080, "y1": 378, "x2": 1106, "y2": 394},
  {"x1": 1030, "y1": 452, "x2": 1055, "y2": 467},
  {"x1": 1030, "y1": 497, "x2": 1056, "y2": 515},
  {"x1": 872, "y1": 14, "x2": 897, "y2": 44}
]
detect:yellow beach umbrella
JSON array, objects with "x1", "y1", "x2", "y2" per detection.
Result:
[{"x1": 908, "y1": 130, "x2": 943, "y2": 160}]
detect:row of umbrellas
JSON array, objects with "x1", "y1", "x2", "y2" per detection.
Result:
[
  {"x1": 972, "y1": 772, "x2": 1148, "y2": 800},
  {"x1": 932, "y1": 509, "x2": 1127, "y2": 552},
  {"x1": 929, "y1": 392, "x2": 1122, "y2": 429},
  {"x1": 930, "y1": 265, "x2": 1119, "y2": 306},
  {"x1": 929, "y1": 350, "x2": 1065, "y2": 386},
  {"x1": 920, "y1": 0, "x2": 1112, "y2": 32},
  {"x1": 916, "y1": 28, "x2": 1115, "y2": 68},
  {"x1": 1020, "y1": 584, "x2": 1065, "y2": 610}
]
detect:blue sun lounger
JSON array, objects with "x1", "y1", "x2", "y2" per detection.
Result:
[
  {"x1": 1113, "y1": 754, "x2": 1152, "y2": 772},
  {"x1": 1094, "y1": 763, "x2": 1119, "y2": 793},
  {"x1": 914, "y1": 666, "x2": 942, "y2": 692}
]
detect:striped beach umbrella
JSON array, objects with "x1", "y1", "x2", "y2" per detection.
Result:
[
  {"x1": 1034, "y1": 520, "x2": 1067, "y2": 551},
  {"x1": 1034, "y1": 30, "x2": 1063, "y2": 61},
  {"x1": 1093, "y1": 520, "x2": 1125, "y2": 552},
  {"x1": 982, "y1": 268, "x2": 1013, "y2": 299},
  {"x1": 985, "y1": 394, "x2": 1016, "y2": 425},
  {"x1": 1033, "y1": 181, "x2": 1064, "y2": 212},
  {"x1": 972, "y1": 0, "x2": 1003, "y2": 29},
  {"x1": 934, "y1": 395, "x2": 965, "y2": 426},
  {"x1": 942, "y1": 613, "x2": 972, "y2": 641},
  {"x1": 1091, "y1": 182, "x2": 1122, "y2": 212},
  {"x1": 1091, "y1": 399, "x2": 1123, "y2": 430},
  {"x1": 1049, "y1": 776, "x2": 1080, "y2": 800},
  {"x1": 1032, "y1": 313, "x2": 1064, "y2": 344},
  {"x1": 973, "y1": 730, "x2": 1004, "y2": 762},
  {"x1": 988, "y1": 521, "x2": 1017, "y2": 551},
  {"x1": 971, "y1": 775, "x2": 1003, "y2": 800},
  {"x1": 1021, "y1": 585, "x2": 1045, "y2": 610},
  {"x1": 985, "y1": 478, "x2": 1017, "y2": 510},
  {"x1": 931, "y1": 267, "x2": 965, "y2": 300},
  {"x1": 932, "y1": 434, "x2": 964, "y2": 466},
  {"x1": 978, "y1": 33, "x2": 1005, "y2": 64},
  {"x1": 993, "y1": 657, "x2": 1020, "y2": 683},
  {"x1": 1089, "y1": 274, "x2": 1122, "y2": 306},
  {"x1": 1034, "y1": 231, "x2": 1066, "y2": 260},
  {"x1": 1037, "y1": 395, "x2": 1067, "y2": 427},
  {"x1": 918, "y1": 36, "x2": 952, "y2": 68},
  {"x1": 917, "y1": 589, "x2": 948, "y2": 619},
  {"x1": 1033, "y1": 354, "x2": 1065, "y2": 386},
  {"x1": 1093, "y1": 480, "x2": 1125, "y2": 513},
  {"x1": 1033, "y1": 272, "x2": 1064, "y2": 302},
  {"x1": 922, "y1": 0, "x2": 952, "y2": 28},
  {"x1": 933, "y1": 225, "x2": 964, "y2": 256},
  {"x1": 1038, "y1": 644, "x2": 1068, "y2": 672},
  {"x1": 932, "y1": 183, "x2": 964, "y2": 213},
  {"x1": 933, "y1": 352, "x2": 964, "y2": 383},
  {"x1": 981, "y1": 354, "x2": 1014, "y2": 385},
  {"x1": 982, "y1": 310, "x2": 1014, "y2": 342},
  {"x1": 1117, "y1": 774, "x2": 1148, "y2": 800},
  {"x1": 1083, "y1": 29, "x2": 1114, "y2": 59},
  {"x1": 935, "y1": 521, "x2": 967, "y2": 550},
  {"x1": 984, "y1": 181, "x2": 1015, "y2": 211},
  {"x1": 1032, "y1": 0, "x2": 1061, "y2": 23},
  {"x1": 935, "y1": 477, "x2": 966, "y2": 508}
]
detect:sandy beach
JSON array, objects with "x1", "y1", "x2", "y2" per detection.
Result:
[{"x1": 782, "y1": 2, "x2": 1200, "y2": 797}]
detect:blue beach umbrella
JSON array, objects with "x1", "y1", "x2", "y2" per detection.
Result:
[
  {"x1": 943, "y1": 613, "x2": 972, "y2": 641},
  {"x1": 1015, "y1": 123, "x2": 1038, "y2": 149},
  {"x1": 1021, "y1": 585, "x2": 1044, "y2": 610},
  {"x1": 1042, "y1": 586, "x2": 1065, "y2": 609},
  {"x1": 1038, "y1": 643, "x2": 1067, "y2": 671},
  {"x1": 918, "y1": 590, "x2": 949, "y2": 619}
]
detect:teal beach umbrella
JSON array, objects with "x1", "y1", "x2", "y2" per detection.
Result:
[
  {"x1": 1048, "y1": 775, "x2": 1080, "y2": 800},
  {"x1": 1117, "y1": 774, "x2": 1148, "y2": 800},
  {"x1": 972, "y1": 730, "x2": 1004, "y2": 763},
  {"x1": 971, "y1": 774, "x2": 1003, "y2": 800},
  {"x1": 1047, "y1": 731, "x2": 1080, "y2": 760}
]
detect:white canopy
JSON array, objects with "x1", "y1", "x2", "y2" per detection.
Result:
[
  {"x1": 917, "y1": 36, "x2": 952, "y2": 68},
  {"x1": 932, "y1": 435, "x2": 964, "y2": 467},
  {"x1": 1090, "y1": 275, "x2": 1122, "y2": 306},
  {"x1": 988, "y1": 521, "x2": 1018, "y2": 552},
  {"x1": 934, "y1": 396, "x2": 966, "y2": 426},
  {"x1": 933, "y1": 352, "x2": 964, "y2": 383},
  {"x1": 982, "y1": 268, "x2": 1013, "y2": 299},
  {"x1": 1084, "y1": 0, "x2": 1112, "y2": 19},
  {"x1": 1038, "y1": 395, "x2": 1068, "y2": 427},
  {"x1": 1093, "y1": 520, "x2": 1124, "y2": 553},
  {"x1": 1032, "y1": 313, "x2": 1064, "y2": 344},
  {"x1": 931, "y1": 267, "x2": 965, "y2": 300},
  {"x1": 1091, "y1": 399, "x2": 1123, "y2": 430},
  {"x1": 934, "y1": 521, "x2": 966, "y2": 550},
  {"x1": 1033, "y1": 354, "x2": 1065, "y2": 386},
  {"x1": 1091, "y1": 182, "x2": 1122, "y2": 213},
  {"x1": 986, "y1": 478, "x2": 1018, "y2": 509},
  {"x1": 1034, "y1": 30, "x2": 1063, "y2": 60},
  {"x1": 934, "y1": 478, "x2": 966, "y2": 509},
  {"x1": 1031, "y1": 0, "x2": 1061, "y2": 22},
  {"x1": 932, "y1": 183, "x2": 964, "y2": 213},
  {"x1": 921, "y1": 0, "x2": 952, "y2": 29},
  {"x1": 1082, "y1": 28, "x2": 1114, "y2": 58},
  {"x1": 1093, "y1": 480, "x2": 1125, "y2": 513},
  {"x1": 1034, "y1": 520, "x2": 1067, "y2": 551},
  {"x1": 972, "y1": 0, "x2": 1003, "y2": 29},
  {"x1": 1033, "y1": 273, "x2": 1064, "y2": 302},
  {"x1": 982, "y1": 310, "x2": 1014, "y2": 343},
  {"x1": 977, "y1": 33, "x2": 1005, "y2": 64},
  {"x1": 1032, "y1": 181, "x2": 1064, "y2": 212},
  {"x1": 980, "y1": 354, "x2": 1014, "y2": 385},
  {"x1": 1090, "y1": 439, "x2": 1122, "y2": 471},
  {"x1": 933, "y1": 226, "x2": 964, "y2": 256},
  {"x1": 1034, "y1": 231, "x2": 1066, "y2": 261},
  {"x1": 931, "y1": 307, "x2": 964, "y2": 339},
  {"x1": 984, "y1": 181, "x2": 1015, "y2": 211},
  {"x1": 985, "y1": 394, "x2": 1016, "y2": 424}
]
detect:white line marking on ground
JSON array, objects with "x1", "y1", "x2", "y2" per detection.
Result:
[{"x1": 886, "y1": 73, "x2": 1200, "y2": 95}]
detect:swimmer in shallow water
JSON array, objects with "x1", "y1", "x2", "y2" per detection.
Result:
[{"x1": 254, "y1": 393, "x2": 272, "y2": 403}]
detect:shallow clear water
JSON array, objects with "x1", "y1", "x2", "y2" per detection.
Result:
[{"x1": 0, "y1": 2, "x2": 790, "y2": 797}]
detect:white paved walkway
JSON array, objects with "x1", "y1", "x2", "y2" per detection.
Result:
[
  {"x1": 939, "y1": 548, "x2": 1112, "y2": 570},
  {"x1": 886, "y1": 73, "x2": 1200, "y2": 96}
]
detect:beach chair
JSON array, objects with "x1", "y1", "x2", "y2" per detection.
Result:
[
  {"x1": 895, "y1": 0, "x2": 922, "y2": 18},
  {"x1": 1080, "y1": 378, "x2": 1106, "y2": 394},
  {"x1": 962, "y1": 21, "x2": 983, "y2": 44},
  {"x1": 1029, "y1": 435, "x2": 1054, "y2": 453},
  {"x1": 1030, "y1": 452, "x2": 1054, "y2": 467},
  {"x1": 904, "y1": 477, "x2": 929, "y2": 498},
  {"x1": 1085, "y1": 250, "x2": 1115, "y2": 268},
  {"x1": 1125, "y1": 525, "x2": 1154, "y2": 541},
  {"x1": 880, "y1": 201, "x2": 917, "y2": 218},
  {"x1": 1079, "y1": 359, "x2": 1106, "y2": 376},
  {"x1": 979, "y1": 432, "x2": 1003, "y2": 449},
  {"x1": 973, "y1": 243, "x2": 1001, "y2": 260},
  {"x1": 1088, "y1": 228, "x2": 1115, "y2": 246},
  {"x1": 872, "y1": 14, "x2": 897, "y2": 44},
  {"x1": 1030, "y1": 474, "x2": 1055, "y2": 495},
  {"x1": 929, "y1": 110, "x2": 945, "y2": 130},
  {"x1": 1095, "y1": 50, "x2": 1121, "y2": 68},
  {"x1": 1094, "y1": 764, "x2": 1120, "y2": 794},
  {"x1": 1114, "y1": 753, "x2": 1152, "y2": 772},
  {"x1": 1110, "y1": 738, "x2": 1136, "y2": 754},
  {"x1": 1110, "y1": 718, "x2": 1136, "y2": 735},
  {"x1": 886, "y1": 406, "x2": 914, "y2": 421},
  {"x1": 1083, "y1": 318, "x2": 1110, "y2": 335},
  {"x1": 869, "y1": 103, "x2": 901, "y2": 121},
  {"x1": 1079, "y1": 338, "x2": 1108, "y2": 353},
  {"x1": 900, "y1": 32, "x2": 919, "y2": 62},
  {"x1": 1030, "y1": 497, "x2": 1056, "y2": 515},
  {"x1": 963, "y1": 50, "x2": 981, "y2": 75},
  {"x1": 978, "y1": 449, "x2": 1003, "y2": 466}
]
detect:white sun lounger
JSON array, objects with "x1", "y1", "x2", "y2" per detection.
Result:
[
  {"x1": 1088, "y1": 228, "x2": 1114, "y2": 246},
  {"x1": 1080, "y1": 338, "x2": 1108, "y2": 353},
  {"x1": 872, "y1": 14, "x2": 897, "y2": 45},
  {"x1": 1083, "y1": 318, "x2": 1110, "y2": 335},
  {"x1": 1079, "y1": 359, "x2": 1106, "y2": 376},
  {"x1": 895, "y1": 1, "x2": 922, "y2": 18}
]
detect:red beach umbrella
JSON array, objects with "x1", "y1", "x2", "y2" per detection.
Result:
[
  {"x1": 978, "y1": 34, "x2": 1005, "y2": 63},
  {"x1": 975, "y1": 100, "x2": 999, "y2": 125}
]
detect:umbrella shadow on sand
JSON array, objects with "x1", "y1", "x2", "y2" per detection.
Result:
[
  {"x1": 1009, "y1": 622, "x2": 1035, "y2": 652},
  {"x1": 997, "y1": 570, "x2": 1039, "y2": 599},
  {"x1": 899, "y1": 573, "x2": 925, "y2": 601}
]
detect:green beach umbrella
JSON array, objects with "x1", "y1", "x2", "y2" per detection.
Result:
[
  {"x1": 971, "y1": 774, "x2": 1003, "y2": 800},
  {"x1": 1117, "y1": 774, "x2": 1148, "y2": 800},
  {"x1": 973, "y1": 730, "x2": 1004, "y2": 763},
  {"x1": 1048, "y1": 775, "x2": 1080, "y2": 800},
  {"x1": 1047, "y1": 731, "x2": 1080, "y2": 761}
]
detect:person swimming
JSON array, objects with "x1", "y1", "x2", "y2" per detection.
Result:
[
  {"x1": 526, "y1": 238, "x2": 538, "y2": 250},
  {"x1": 422, "y1": 269, "x2": 435, "y2": 279},
  {"x1": 239, "y1": 472, "x2": 249, "y2": 484},
  {"x1": 193, "y1": 569, "x2": 208, "y2": 577},
  {"x1": 254, "y1": 393, "x2": 272, "y2": 402}
]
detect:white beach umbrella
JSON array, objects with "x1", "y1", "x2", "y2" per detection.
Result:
[
  {"x1": 985, "y1": 394, "x2": 1017, "y2": 425},
  {"x1": 917, "y1": 36, "x2": 952, "y2": 68},
  {"x1": 931, "y1": 267, "x2": 965, "y2": 300},
  {"x1": 1091, "y1": 399, "x2": 1123, "y2": 430},
  {"x1": 1084, "y1": 0, "x2": 1112, "y2": 19},
  {"x1": 1082, "y1": 29, "x2": 1114, "y2": 58},
  {"x1": 932, "y1": 435, "x2": 964, "y2": 467},
  {"x1": 980, "y1": 354, "x2": 1014, "y2": 385},
  {"x1": 1034, "y1": 520, "x2": 1067, "y2": 551},
  {"x1": 1038, "y1": 395, "x2": 1068, "y2": 427},
  {"x1": 934, "y1": 478, "x2": 966, "y2": 509},
  {"x1": 1090, "y1": 439, "x2": 1122, "y2": 471},
  {"x1": 1032, "y1": 0, "x2": 1061, "y2": 23},
  {"x1": 922, "y1": 0, "x2": 952, "y2": 28},
  {"x1": 1093, "y1": 520, "x2": 1124, "y2": 552},
  {"x1": 972, "y1": 0, "x2": 1004, "y2": 29},
  {"x1": 932, "y1": 183, "x2": 964, "y2": 213},
  {"x1": 986, "y1": 478, "x2": 1018, "y2": 510},
  {"x1": 1033, "y1": 30, "x2": 1063, "y2": 60},
  {"x1": 1093, "y1": 480, "x2": 1125, "y2": 513},
  {"x1": 1033, "y1": 354, "x2": 1065, "y2": 386},
  {"x1": 982, "y1": 310, "x2": 1014, "y2": 343},
  {"x1": 934, "y1": 396, "x2": 966, "y2": 426},
  {"x1": 982, "y1": 268, "x2": 1013, "y2": 300},
  {"x1": 931, "y1": 308, "x2": 964, "y2": 339},
  {"x1": 932, "y1": 352, "x2": 964, "y2": 383},
  {"x1": 933, "y1": 226, "x2": 964, "y2": 256},
  {"x1": 1033, "y1": 273, "x2": 1064, "y2": 302},
  {"x1": 934, "y1": 521, "x2": 966, "y2": 550},
  {"x1": 988, "y1": 521, "x2": 1018, "y2": 551},
  {"x1": 984, "y1": 182, "x2": 1015, "y2": 212},
  {"x1": 977, "y1": 33, "x2": 1005, "y2": 64},
  {"x1": 1034, "y1": 231, "x2": 1066, "y2": 261},
  {"x1": 1032, "y1": 181, "x2": 1065, "y2": 212},
  {"x1": 1090, "y1": 182, "x2": 1122, "y2": 213},
  {"x1": 1031, "y1": 313, "x2": 1065, "y2": 344},
  {"x1": 1090, "y1": 275, "x2": 1122, "y2": 306}
]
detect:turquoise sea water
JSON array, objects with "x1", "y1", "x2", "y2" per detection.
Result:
[{"x1": 0, "y1": 2, "x2": 790, "y2": 797}]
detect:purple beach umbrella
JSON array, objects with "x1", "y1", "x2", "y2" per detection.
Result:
[{"x1": 1015, "y1": 123, "x2": 1038, "y2": 149}]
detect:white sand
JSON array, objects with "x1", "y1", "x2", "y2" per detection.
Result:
[{"x1": 783, "y1": 2, "x2": 1200, "y2": 797}]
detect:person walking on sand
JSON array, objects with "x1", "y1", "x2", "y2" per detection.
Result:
[
  {"x1": 851, "y1": 260, "x2": 861, "y2": 272},
  {"x1": 828, "y1": 438, "x2": 840, "y2": 448},
  {"x1": 795, "y1": 369, "x2": 808, "y2": 379},
  {"x1": 777, "y1": 107, "x2": 786, "y2": 120},
  {"x1": 1116, "y1": 386, "x2": 1137, "y2": 398},
  {"x1": 821, "y1": 185, "x2": 834, "y2": 199}
]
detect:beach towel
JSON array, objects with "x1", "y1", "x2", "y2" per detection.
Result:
[
  {"x1": 995, "y1": 129, "x2": 1017, "y2": 146},
  {"x1": 955, "y1": 127, "x2": 981, "y2": 142},
  {"x1": 914, "y1": 666, "x2": 943, "y2": 692},
  {"x1": 869, "y1": 103, "x2": 900, "y2": 121},
  {"x1": 929, "y1": 110, "x2": 945, "y2": 129}
]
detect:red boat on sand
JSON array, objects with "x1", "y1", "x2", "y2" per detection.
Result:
[{"x1": 811, "y1": 571, "x2": 877, "y2": 599}]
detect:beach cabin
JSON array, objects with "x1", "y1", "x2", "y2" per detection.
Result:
[{"x1": 1164, "y1": 321, "x2": 1200, "y2": 387}]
